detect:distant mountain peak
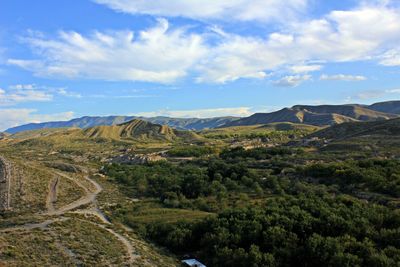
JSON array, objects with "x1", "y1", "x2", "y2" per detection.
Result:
[
  {"x1": 223, "y1": 101, "x2": 399, "y2": 127},
  {"x1": 5, "y1": 116, "x2": 239, "y2": 134},
  {"x1": 5, "y1": 100, "x2": 400, "y2": 134}
]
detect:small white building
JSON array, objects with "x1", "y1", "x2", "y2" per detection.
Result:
[{"x1": 182, "y1": 259, "x2": 207, "y2": 267}]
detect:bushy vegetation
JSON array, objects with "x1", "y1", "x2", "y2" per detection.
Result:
[
  {"x1": 146, "y1": 195, "x2": 400, "y2": 267},
  {"x1": 303, "y1": 159, "x2": 400, "y2": 198},
  {"x1": 220, "y1": 146, "x2": 300, "y2": 160},
  {"x1": 167, "y1": 145, "x2": 217, "y2": 157},
  {"x1": 201, "y1": 124, "x2": 317, "y2": 143},
  {"x1": 103, "y1": 145, "x2": 400, "y2": 266},
  {"x1": 103, "y1": 158, "x2": 263, "y2": 212}
]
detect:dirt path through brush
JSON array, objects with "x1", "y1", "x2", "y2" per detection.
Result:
[
  {"x1": 0, "y1": 218, "x2": 69, "y2": 233},
  {"x1": 46, "y1": 172, "x2": 101, "y2": 216},
  {"x1": 77, "y1": 218, "x2": 140, "y2": 264}
]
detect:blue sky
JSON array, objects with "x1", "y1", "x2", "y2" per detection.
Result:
[{"x1": 0, "y1": 0, "x2": 400, "y2": 130}]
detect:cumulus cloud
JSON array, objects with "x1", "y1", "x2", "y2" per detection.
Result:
[
  {"x1": 9, "y1": 19, "x2": 207, "y2": 83},
  {"x1": 8, "y1": 4, "x2": 400, "y2": 84},
  {"x1": 273, "y1": 75, "x2": 311, "y2": 87},
  {"x1": 134, "y1": 107, "x2": 253, "y2": 118},
  {"x1": 320, "y1": 74, "x2": 367, "y2": 81},
  {"x1": 196, "y1": 33, "x2": 274, "y2": 83},
  {"x1": 93, "y1": 0, "x2": 308, "y2": 22},
  {"x1": 0, "y1": 109, "x2": 74, "y2": 131}
]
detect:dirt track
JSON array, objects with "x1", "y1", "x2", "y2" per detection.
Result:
[
  {"x1": 42, "y1": 170, "x2": 139, "y2": 264},
  {"x1": 45, "y1": 172, "x2": 101, "y2": 216},
  {"x1": 46, "y1": 177, "x2": 59, "y2": 213},
  {"x1": 1, "y1": 162, "x2": 141, "y2": 266},
  {"x1": 0, "y1": 218, "x2": 69, "y2": 233}
]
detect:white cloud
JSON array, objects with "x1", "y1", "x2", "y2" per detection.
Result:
[
  {"x1": 57, "y1": 88, "x2": 82, "y2": 98},
  {"x1": 9, "y1": 19, "x2": 207, "y2": 83},
  {"x1": 93, "y1": 0, "x2": 308, "y2": 22},
  {"x1": 289, "y1": 64, "x2": 323, "y2": 73},
  {"x1": 352, "y1": 87, "x2": 400, "y2": 100},
  {"x1": 0, "y1": 84, "x2": 81, "y2": 106},
  {"x1": 196, "y1": 32, "x2": 278, "y2": 83},
  {"x1": 8, "y1": 4, "x2": 400, "y2": 84},
  {"x1": 0, "y1": 84, "x2": 53, "y2": 105},
  {"x1": 355, "y1": 90, "x2": 385, "y2": 99},
  {"x1": 273, "y1": 75, "x2": 311, "y2": 87},
  {"x1": 9, "y1": 84, "x2": 36, "y2": 90},
  {"x1": 386, "y1": 88, "x2": 400, "y2": 93},
  {"x1": 0, "y1": 109, "x2": 74, "y2": 131},
  {"x1": 134, "y1": 107, "x2": 253, "y2": 118},
  {"x1": 320, "y1": 74, "x2": 367, "y2": 81},
  {"x1": 379, "y1": 49, "x2": 400, "y2": 66}
]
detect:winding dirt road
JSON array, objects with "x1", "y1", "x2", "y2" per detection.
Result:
[
  {"x1": 41, "y1": 169, "x2": 138, "y2": 264},
  {"x1": 77, "y1": 218, "x2": 140, "y2": 264},
  {"x1": 1, "y1": 163, "x2": 139, "y2": 266},
  {"x1": 46, "y1": 177, "x2": 59, "y2": 213},
  {"x1": 45, "y1": 172, "x2": 100, "y2": 216}
]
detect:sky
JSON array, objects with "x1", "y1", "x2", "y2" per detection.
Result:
[{"x1": 0, "y1": 0, "x2": 400, "y2": 130}]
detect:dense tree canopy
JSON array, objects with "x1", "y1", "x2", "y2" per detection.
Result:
[{"x1": 103, "y1": 146, "x2": 400, "y2": 266}]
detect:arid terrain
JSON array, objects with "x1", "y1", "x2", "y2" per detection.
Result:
[{"x1": 1, "y1": 105, "x2": 400, "y2": 266}]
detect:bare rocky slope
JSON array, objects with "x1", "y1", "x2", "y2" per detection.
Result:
[
  {"x1": 83, "y1": 119, "x2": 201, "y2": 141},
  {"x1": 223, "y1": 103, "x2": 398, "y2": 127}
]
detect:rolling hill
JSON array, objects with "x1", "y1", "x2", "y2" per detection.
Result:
[
  {"x1": 83, "y1": 119, "x2": 200, "y2": 141},
  {"x1": 367, "y1": 100, "x2": 400, "y2": 115},
  {"x1": 6, "y1": 119, "x2": 202, "y2": 143},
  {"x1": 311, "y1": 117, "x2": 400, "y2": 140},
  {"x1": 0, "y1": 132, "x2": 10, "y2": 140}
]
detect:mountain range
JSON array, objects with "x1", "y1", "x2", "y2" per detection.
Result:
[
  {"x1": 5, "y1": 116, "x2": 239, "y2": 134},
  {"x1": 5, "y1": 100, "x2": 400, "y2": 134},
  {"x1": 223, "y1": 101, "x2": 400, "y2": 127}
]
